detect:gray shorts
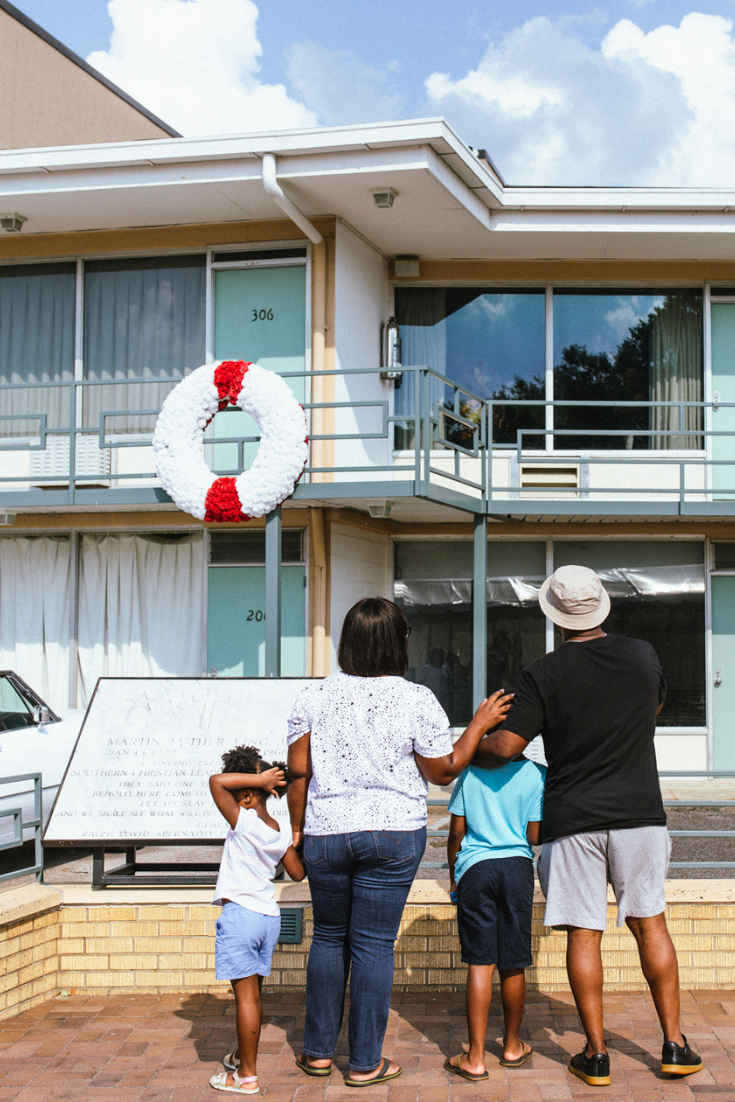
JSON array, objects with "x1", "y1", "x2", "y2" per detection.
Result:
[{"x1": 537, "y1": 826, "x2": 671, "y2": 930}]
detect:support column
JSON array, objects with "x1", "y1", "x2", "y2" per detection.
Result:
[
  {"x1": 265, "y1": 507, "x2": 282, "y2": 677},
  {"x1": 472, "y1": 513, "x2": 487, "y2": 710}
]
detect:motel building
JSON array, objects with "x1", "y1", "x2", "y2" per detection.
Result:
[{"x1": 0, "y1": 7, "x2": 735, "y2": 778}]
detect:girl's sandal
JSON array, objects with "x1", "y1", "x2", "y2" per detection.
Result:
[
  {"x1": 500, "y1": 1042, "x2": 533, "y2": 1068},
  {"x1": 223, "y1": 1053, "x2": 237, "y2": 1072},
  {"x1": 209, "y1": 1071, "x2": 259, "y2": 1094},
  {"x1": 344, "y1": 1058, "x2": 402, "y2": 1087},
  {"x1": 295, "y1": 1054, "x2": 333, "y2": 1077},
  {"x1": 444, "y1": 1054, "x2": 489, "y2": 1081}
]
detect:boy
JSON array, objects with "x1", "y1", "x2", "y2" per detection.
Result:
[
  {"x1": 445, "y1": 755, "x2": 545, "y2": 1081},
  {"x1": 208, "y1": 745, "x2": 305, "y2": 1096}
]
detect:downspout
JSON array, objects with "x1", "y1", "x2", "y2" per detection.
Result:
[{"x1": 262, "y1": 152, "x2": 328, "y2": 675}]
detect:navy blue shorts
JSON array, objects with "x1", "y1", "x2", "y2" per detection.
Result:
[{"x1": 456, "y1": 856, "x2": 534, "y2": 969}]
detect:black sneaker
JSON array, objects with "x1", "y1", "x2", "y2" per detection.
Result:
[
  {"x1": 661, "y1": 1036, "x2": 703, "y2": 1076},
  {"x1": 568, "y1": 1051, "x2": 611, "y2": 1086}
]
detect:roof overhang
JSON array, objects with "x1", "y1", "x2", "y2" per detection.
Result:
[{"x1": 2, "y1": 118, "x2": 735, "y2": 261}]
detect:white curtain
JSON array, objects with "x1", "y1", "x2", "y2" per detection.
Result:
[
  {"x1": 0, "y1": 536, "x2": 71, "y2": 707},
  {"x1": 0, "y1": 264, "x2": 75, "y2": 436},
  {"x1": 651, "y1": 295, "x2": 703, "y2": 449},
  {"x1": 77, "y1": 533, "x2": 205, "y2": 705},
  {"x1": 395, "y1": 289, "x2": 448, "y2": 447},
  {"x1": 83, "y1": 257, "x2": 206, "y2": 434}
]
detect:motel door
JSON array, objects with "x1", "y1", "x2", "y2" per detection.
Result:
[
  {"x1": 711, "y1": 302, "x2": 735, "y2": 498},
  {"x1": 712, "y1": 575, "x2": 735, "y2": 769},
  {"x1": 207, "y1": 257, "x2": 308, "y2": 676}
]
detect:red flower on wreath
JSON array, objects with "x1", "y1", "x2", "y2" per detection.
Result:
[
  {"x1": 215, "y1": 360, "x2": 250, "y2": 410},
  {"x1": 205, "y1": 477, "x2": 251, "y2": 523}
]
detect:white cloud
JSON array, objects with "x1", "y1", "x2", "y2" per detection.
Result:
[
  {"x1": 87, "y1": 0, "x2": 316, "y2": 137},
  {"x1": 423, "y1": 13, "x2": 735, "y2": 186},
  {"x1": 286, "y1": 41, "x2": 404, "y2": 125}
]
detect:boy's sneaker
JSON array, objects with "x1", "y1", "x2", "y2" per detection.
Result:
[
  {"x1": 568, "y1": 1051, "x2": 611, "y2": 1086},
  {"x1": 661, "y1": 1036, "x2": 702, "y2": 1076}
]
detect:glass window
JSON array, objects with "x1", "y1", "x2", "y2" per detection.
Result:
[
  {"x1": 394, "y1": 541, "x2": 546, "y2": 725},
  {"x1": 83, "y1": 255, "x2": 206, "y2": 434},
  {"x1": 554, "y1": 540, "x2": 705, "y2": 726},
  {"x1": 0, "y1": 676, "x2": 36, "y2": 731},
  {"x1": 0, "y1": 263, "x2": 76, "y2": 435},
  {"x1": 209, "y1": 530, "x2": 304, "y2": 565},
  {"x1": 394, "y1": 289, "x2": 545, "y2": 449},
  {"x1": 714, "y1": 543, "x2": 735, "y2": 571},
  {"x1": 553, "y1": 290, "x2": 703, "y2": 450}
]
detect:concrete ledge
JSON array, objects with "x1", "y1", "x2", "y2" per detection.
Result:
[{"x1": 0, "y1": 884, "x2": 61, "y2": 924}]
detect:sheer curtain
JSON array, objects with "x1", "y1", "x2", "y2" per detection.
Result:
[
  {"x1": 77, "y1": 533, "x2": 205, "y2": 705},
  {"x1": 394, "y1": 289, "x2": 448, "y2": 448},
  {"x1": 0, "y1": 536, "x2": 71, "y2": 707},
  {"x1": 83, "y1": 256, "x2": 206, "y2": 434},
  {"x1": 651, "y1": 294, "x2": 703, "y2": 449},
  {"x1": 0, "y1": 264, "x2": 76, "y2": 436}
]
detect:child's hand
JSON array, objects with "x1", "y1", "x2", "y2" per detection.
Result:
[
  {"x1": 472, "y1": 689, "x2": 514, "y2": 733},
  {"x1": 259, "y1": 766, "x2": 286, "y2": 795}
]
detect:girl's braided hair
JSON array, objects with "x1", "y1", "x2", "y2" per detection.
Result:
[{"x1": 220, "y1": 744, "x2": 292, "y2": 799}]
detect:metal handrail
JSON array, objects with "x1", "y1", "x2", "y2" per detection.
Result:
[{"x1": 0, "y1": 773, "x2": 43, "y2": 883}]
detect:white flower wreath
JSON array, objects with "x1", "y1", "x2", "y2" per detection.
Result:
[{"x1": 153, "y1": 360, "x2": 308, "y2": 522}]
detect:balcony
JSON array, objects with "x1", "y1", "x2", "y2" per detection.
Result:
[{"x1": 0, "y1": 367, "x2": 730, "y2": 518}]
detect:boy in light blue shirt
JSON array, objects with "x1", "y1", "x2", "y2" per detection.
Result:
[{"x1": 444, "y1": 757, "x2": 545, "y2": 1082}]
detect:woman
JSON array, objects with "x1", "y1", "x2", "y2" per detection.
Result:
[{"x1": 287, "y1": 596, "x2": 511, "y2": 1086}]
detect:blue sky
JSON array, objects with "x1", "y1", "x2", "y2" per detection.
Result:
[{"x1": 13, "y1": 0, "x2": 735, "y2": 186}]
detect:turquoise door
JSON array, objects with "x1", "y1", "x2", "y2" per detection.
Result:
[
  {"x1": 711, "y1": 304, "x2": 735, "y2": 497},
  {"x1": 212, "y1": 265, "x2": 306, "y2": 472},
  {"x1": 712, "y1": 575, "x2": 735, "y2": 768},
  {"x1": 207, "y1": 565, "x2": 306, "y2": 677}
]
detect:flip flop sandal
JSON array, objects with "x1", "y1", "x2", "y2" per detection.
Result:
[
  {"x1": 209, "y1": 1071, "x2": 259, "y2": 1094},
  {"x1": 295, "y1": 1054, "x2": 333, "y2": 1077},
  {"x1": 223, "y1": 1052, "x2": 237, "y2": 1073},
  {"x1": 344, "y1": 1057, "x2": 402, "y2": 1087},
  {"x1": 500, "y1": 1043, "x2": 533, "y2": 1068},
  {"x1": 444, "y1": 1054, "x2": 489, "y2": 1082}
]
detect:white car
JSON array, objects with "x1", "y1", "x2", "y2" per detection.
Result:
[{"x1": 0, "y1": 672, "x2": 84, "y2": 845}]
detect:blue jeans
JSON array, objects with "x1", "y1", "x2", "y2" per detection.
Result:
[{"x1": 302, "y1": 828, "x2": 426, "y2": 1071}]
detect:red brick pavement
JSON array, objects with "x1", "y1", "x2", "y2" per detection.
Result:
[{"x1": 0, "y1": 988, "x2": 731, "y2": 1102}]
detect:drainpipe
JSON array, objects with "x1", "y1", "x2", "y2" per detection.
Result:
[{"x1": 262, "y1": 153, "x2": 328, "y2": 675}]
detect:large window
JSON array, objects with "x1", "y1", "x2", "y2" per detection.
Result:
[
  {"x1": 394, "y1": 538, "x2": 704, "y2": 729},
  {"x1": 83, "y1": 255, "x2": 206, "y2": 434},
  {"x1": 0, "y1": 263, "x2": 76, "y2": 435},
  {"x1": 394, "y1": 287, "x2": 703, "y2": 451}
]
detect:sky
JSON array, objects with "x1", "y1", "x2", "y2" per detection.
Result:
[{"x1": 13, "y1": 0, "x2": 735, "y2": 187}]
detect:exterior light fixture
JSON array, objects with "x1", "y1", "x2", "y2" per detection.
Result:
[
  {"x1": 368, "y1": 501, "x2": 393, "y2": 519},
  {"x1": 0, "y1": 214, "x2": 26, "y2": 233},
  {"x1": 370, "y1": 187, "x2": 397, "y2": 208}
]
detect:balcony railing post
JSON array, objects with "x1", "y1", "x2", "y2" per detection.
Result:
[
  {"x1": 472, "y1": 513, "x2": 487, "y2": 711},
  {"x1": 264, "y1": 506, "x2": 282, "y2": 678}
]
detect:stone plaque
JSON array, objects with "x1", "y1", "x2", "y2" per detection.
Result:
[{"x1": 44, "y1": 677, "x2": 314, "y2": 844}]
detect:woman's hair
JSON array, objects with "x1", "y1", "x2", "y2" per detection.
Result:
[
  {"x1": 337, "y1": 596, "x2": 409, "y2": 678},
  {"x1": 220, "y1": 744, "x2": 291, "y2": 799}
]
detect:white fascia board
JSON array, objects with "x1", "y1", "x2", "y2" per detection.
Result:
[
  {"x1": 0, "y1": 157, "x2": 263, "y2": 199},
  {"x1": 504, "y1": 186, "x2": 735, "y2": 212},
  {"x1": 490, "y1": 210, "x2": 735, "y2": 234}
]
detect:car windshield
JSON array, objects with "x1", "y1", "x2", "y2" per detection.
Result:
[{"x1": 0, "y1": 677, "x2": 36, "y2": 731}]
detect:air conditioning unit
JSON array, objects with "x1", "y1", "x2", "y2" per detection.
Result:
[
  {"x1": 519, "y1": 463, "x2": 580, "y2": 499},
  {"x1": 30, "y1": 435, "x2": 111, "y2": 488}
]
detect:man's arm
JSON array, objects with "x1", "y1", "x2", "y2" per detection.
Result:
[
  {"x1": 473, "y1": 728, "x2": 530, "y2": 770},
  {"x1": 286, "y1": 732, "x2": 312, "y2": 846}
]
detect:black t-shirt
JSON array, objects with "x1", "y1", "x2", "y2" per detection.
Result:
[{"x1": 504, "y1": 634, "x2": 666, "y2": 844}]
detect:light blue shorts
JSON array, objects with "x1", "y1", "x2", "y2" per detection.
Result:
[{"x1": 215, "y1": 902, "x2": 281, "y2": 980}]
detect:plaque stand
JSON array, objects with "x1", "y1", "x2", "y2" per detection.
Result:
[{"x1": 91, "y1": 845, "x2": 220, "y2": 889}]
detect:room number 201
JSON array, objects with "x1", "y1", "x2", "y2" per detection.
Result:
[{"x1": 252, "y1": 308, "x2": 274, "y2": 321}]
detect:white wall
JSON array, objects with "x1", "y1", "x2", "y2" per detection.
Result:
[
  {"x1": 329, "y1": 523, "x2": 391, "y2": 670},
  {"x1": 332, "y1": 221, "x2": 393, "y2": 478}
]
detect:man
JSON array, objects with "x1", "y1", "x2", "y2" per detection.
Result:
[{"x1": 473, "y1": 564, "x2": 702, "y2": 1088}]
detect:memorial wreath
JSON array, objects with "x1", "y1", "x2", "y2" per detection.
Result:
[{"x1": 153, "y1": 359, "x2": 308, "y2": 522}]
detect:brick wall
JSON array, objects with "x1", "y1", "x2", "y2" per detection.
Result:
[{"x1": 0, "y1": 887, "x2": 60, "y2": 1020}]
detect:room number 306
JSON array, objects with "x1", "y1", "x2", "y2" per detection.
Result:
[{"x1": 252, "y1": 308, "x2": 274, "y2": 321}]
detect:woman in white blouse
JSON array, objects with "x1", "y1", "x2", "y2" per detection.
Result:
[{"x1": 287, "y1": 596, "x2": 511, "y2": 1086}]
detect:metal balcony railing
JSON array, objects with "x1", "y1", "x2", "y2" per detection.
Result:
[{"x1": 0, "y1": 368, "x2": 731, "y2": 514}]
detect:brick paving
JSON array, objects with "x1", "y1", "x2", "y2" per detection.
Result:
[{"x1": 0, "y1": 988, "x2": 732, "y2": 1102}]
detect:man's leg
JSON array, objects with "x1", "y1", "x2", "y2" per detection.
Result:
[
  {"x1": 625, "y1": 914, "x2": 683, "y2": 1045},
  {"x1": 565, "y1": 927, "x2": 606, "y2": 1056}
]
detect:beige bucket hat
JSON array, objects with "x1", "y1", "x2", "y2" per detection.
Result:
[{"x1": 538, "y1": 564, "x2": 611, "y2": 630}]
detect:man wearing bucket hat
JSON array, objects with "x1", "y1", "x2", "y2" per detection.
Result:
[{"x1": 473, "y1": 564, "x2": 702, "y2": 1087}]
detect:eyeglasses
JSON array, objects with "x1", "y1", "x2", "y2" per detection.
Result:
[{"x1": 406, "y1": 625, "x2": 412, "y2": 638}]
